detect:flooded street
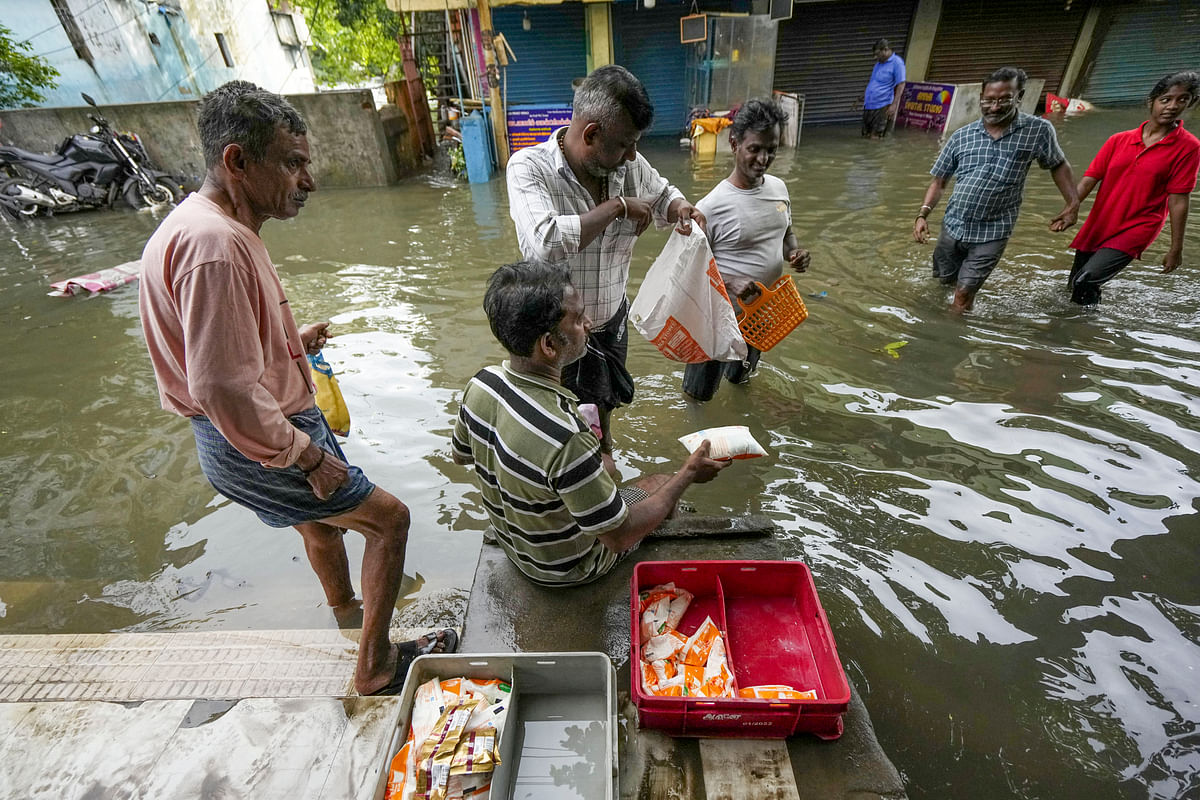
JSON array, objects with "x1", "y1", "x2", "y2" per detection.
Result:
[{"x1": 2, "y1": 107, "x2": 1198, "y2": 799}]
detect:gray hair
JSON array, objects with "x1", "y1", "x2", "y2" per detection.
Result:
[
  {"x1": 572, "y1": 65, "x2": 654, "y2": 132},
  {"x1": 198, "y1": 80, "x2": 307, "y2": 169}
]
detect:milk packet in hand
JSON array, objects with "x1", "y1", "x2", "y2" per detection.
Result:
[{"x1": 679, "y1": 426, "x2": 767, "y2": 460}]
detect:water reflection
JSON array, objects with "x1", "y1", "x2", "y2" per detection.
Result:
[{"x1": 0, "y1": 107, "x2": 1197, "y2": 799}]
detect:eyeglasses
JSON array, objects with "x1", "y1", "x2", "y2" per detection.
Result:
[{"x1": 980, "y1": 97, "x2": 1017, "y2": 109}]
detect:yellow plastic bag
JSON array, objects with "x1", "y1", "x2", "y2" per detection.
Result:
[{"x1": 307, "y1": 352, "x2": 350, "y2": 436}]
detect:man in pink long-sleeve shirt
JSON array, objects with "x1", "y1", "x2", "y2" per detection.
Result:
[{"x1": 139, "y1": 81, "x2": 454, "y2": 695}]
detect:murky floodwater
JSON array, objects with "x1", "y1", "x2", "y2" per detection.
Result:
[{"x1": 2, "y1": 107, "x2": 1198, "y2": 799}]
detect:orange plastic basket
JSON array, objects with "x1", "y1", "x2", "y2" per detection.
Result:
[{"x1": 736, "y1": 275, "x2": 808, "y2": 352}]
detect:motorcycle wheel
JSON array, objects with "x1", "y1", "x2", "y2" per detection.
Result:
[
  {"x1": 0, "y1": 179, "x2": 43, "y2": 220},
  {"x1": 124, "y1": 178, "x2": 178, "y2": 209}
]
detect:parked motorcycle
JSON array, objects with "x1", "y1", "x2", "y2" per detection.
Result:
[{"x1": 0, "y1": 93, "x2": 181, "y2": 219}]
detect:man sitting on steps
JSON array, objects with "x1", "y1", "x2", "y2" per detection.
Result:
[{"x1": 451, "y1": 261, "x2": 731, "y2": 586}]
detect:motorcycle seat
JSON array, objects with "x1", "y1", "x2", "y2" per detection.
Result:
[{"x1": 0, "y1": 146, "x2": 65, "y2": 166}]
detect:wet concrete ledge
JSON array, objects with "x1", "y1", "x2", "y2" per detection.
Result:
[{"x1": 462, "y1": 520, "x2": 908, "y2": 800}]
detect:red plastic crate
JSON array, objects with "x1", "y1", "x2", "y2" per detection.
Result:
[{"x1": 631, "y1": 560, "x2": 851, "y2": 739}]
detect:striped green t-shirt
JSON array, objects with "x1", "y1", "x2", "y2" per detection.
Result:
[{"x1": 451, "y1": 363, "x2": 628, "y2": 585}]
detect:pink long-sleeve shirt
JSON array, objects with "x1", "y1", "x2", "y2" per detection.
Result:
[{"x1": 139, "y1": 193, "x2": 315, "y2": 468}]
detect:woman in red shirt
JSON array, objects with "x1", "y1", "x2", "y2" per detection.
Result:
[{"x1": 1068, "y1": 71, "x2": 1200, "y2": 304}]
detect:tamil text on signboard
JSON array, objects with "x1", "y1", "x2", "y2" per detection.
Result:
[
  {"x1": 507, "y1": 105, "x2": 573, "y2": 152},
  {"x1": 896, "y1": 82, "x2": 956, "y2": 134}
]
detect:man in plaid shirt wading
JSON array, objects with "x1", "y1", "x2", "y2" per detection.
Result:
[
  {"x1": 913, "y1": 67, "x2": 1080, "y2": 311},
  {"x1": 506, "y1": 66, "x2": 704, "y2": 470}
]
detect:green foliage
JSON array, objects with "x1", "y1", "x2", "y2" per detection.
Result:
[
  {"x1": 449, "y1": 142, "x2": 466, "y2": 178},
  {"x1": 0, "y1": 23, "x2": 59, "y2": 108},
  {"x1": 294, "y1": 0, "x2": 403, "y2": 85}
]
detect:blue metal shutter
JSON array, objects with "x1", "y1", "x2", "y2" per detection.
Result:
[
  {"x1": 612, "y1": 2, "x2": 692, "y2": 136},
  {"x1": 924, "y1": 0, "x2": 1087, "y2": 98},
  {"x1": 1080, "y1": 1, "x2": 1200, "y2": 106},
  {"x1": 773, "y1": 0, "x2": 917, "y2": 125},
  {"x1": 493, "y1": 4, "x2": 588, "y2": 105}
]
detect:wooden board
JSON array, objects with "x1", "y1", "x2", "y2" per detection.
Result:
[
  {"x1": 699, "y1": 739, "x2": 800, "y2": 800},
  {"x1": 651, "y1": 514, "x2": 776, "y2": 540}
]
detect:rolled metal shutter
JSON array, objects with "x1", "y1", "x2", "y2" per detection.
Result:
[
  {"x1": 772, "y1": 0, "x2": 918, "y2": 125},
  {"x1": 612, "y1": 3, "x2": 692, "y2": 136},
  {"x1": 493, "y1": 4, "x2": 588, "y2": 105},
  {"x1": 1080, "y1": 0, "x2": 1200, "y2": 106},
  {"x1": 925, "y1": 0, "x2": 1087, "y2": 97}
]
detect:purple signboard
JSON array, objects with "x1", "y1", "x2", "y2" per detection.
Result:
[
  {"x1": 506, "y1": 105, "x2": 573, "y2": 152},
  {"x1": 897, "y1": 82, "x2": 956, "y2": 133}
]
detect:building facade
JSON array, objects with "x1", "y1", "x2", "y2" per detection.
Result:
[
  {"x1": 393, "y1": 0, "x2": 1197, "y2": 162},
  {"x1": 2, "y1": 0, "x2": 316, "y2": 109}
]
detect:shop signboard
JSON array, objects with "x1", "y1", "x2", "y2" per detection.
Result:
[
  {"x1": 506, "y1": 104, "x2": 573, "y2": 152},
  {"x1": 897, "y1": 82, "x2": 956, "y2": 133}
]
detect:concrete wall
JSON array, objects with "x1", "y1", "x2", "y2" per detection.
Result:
[
  {"x1": 289, "y1": 91, "x2": 399, "y2": 187},
  {"x1": 0, "y1": 90, "x2": 399, "y2": 188},
  {"x1": 904, "y1": 0, "x2": 943, "y2": 83},
  {"x1": 1057, "y1": 4, "x2": 1102, "y2": 98},
  {"x1": 585, "y1": 3, "x2": 613, "y2": 74},
  {"x1": 1, "y1": 0, "x2": 315, "y2": 110}
]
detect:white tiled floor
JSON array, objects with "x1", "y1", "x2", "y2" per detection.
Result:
[{"x1": 0, "y1": 628, "x2": 405, "y2": 702}]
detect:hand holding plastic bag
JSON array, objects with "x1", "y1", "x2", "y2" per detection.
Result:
[
  {"x1": 307, "y1": 351, "x2": 351, "y2": 437},
  {"x1": 630, "y1": 228, "x2": 747, "y2": 363}
]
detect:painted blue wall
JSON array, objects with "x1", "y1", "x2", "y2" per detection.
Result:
[{"x1": 1, "y1": 0, "x2": 233, "y2": 109}]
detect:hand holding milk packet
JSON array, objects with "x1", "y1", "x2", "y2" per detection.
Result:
[{"x1": 679, "y1": 426, "x2": 767, "y2": 460}]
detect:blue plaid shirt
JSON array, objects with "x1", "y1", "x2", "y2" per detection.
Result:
[{"x1": 932, "y1": 113, "x2": 1065, "y2": 243}]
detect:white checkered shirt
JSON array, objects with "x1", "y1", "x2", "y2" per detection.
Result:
[
  {"x1": 506, "y1": 128, "x2": 684, "y2": 324},
  {"x1": 932, "y1": 113, "x2": 1066, "y2": 243}
]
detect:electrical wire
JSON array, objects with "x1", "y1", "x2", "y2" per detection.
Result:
[
  {"x1": 18, "y1": 0, "x2": 109, "y2": 46},
  {"x1": 33, "y1": 2, "x2": 159, "y2": 58},
  {"x1": 153, "y1": 2, "x2": 273, "y2": 100}
]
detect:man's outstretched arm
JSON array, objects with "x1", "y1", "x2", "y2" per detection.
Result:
[{"x1": 596, "y1": 441, "x2": 728, "y2": 553}]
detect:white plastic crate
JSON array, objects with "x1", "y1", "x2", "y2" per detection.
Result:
[{"x1": 373, "y1": 652, "x2": 617, "y2": 800}]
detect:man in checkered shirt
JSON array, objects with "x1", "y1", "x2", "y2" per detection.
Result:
[
  {"x1": 506, "y1": 65, "x2": 704, "y2": 469},
  {"x1": 913, "y1": 67, "x2": 1080, "y2": 311}
]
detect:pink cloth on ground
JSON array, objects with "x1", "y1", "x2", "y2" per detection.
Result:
[{"x1": 49, "y1": 262, "x2": 141, "y2": 296}]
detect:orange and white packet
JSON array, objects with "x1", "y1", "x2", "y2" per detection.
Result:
[
  {"x1": 680, "y1": 616, "x2": 721, "y2": 666},
  {"x1": 639, "y1": 583, "x2": 694, "y2": 643},
  {"x1": 640, "y1": 595, "x2": 672, "y2": 644},
  {"x1": 383, "y1": 739, "x2": 415, "y2": 800},
  {"x1": 737, "y1": 685, "x2": 818, "y2": 700},
  {"x1": 701, "y1": 634, "x2": 735, "y2": 698},
  {"x1": 643, "y1": 629, "x2": 688, "y2": 662}
]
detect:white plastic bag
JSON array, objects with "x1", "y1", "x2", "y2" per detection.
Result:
[{"x1": 630, "y1": 228, "x2": 748, "y2": 363}]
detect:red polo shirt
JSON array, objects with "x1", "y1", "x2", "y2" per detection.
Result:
[{"x1": 1071, "y1": 121, "x2": 1200, "y2": 258}]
